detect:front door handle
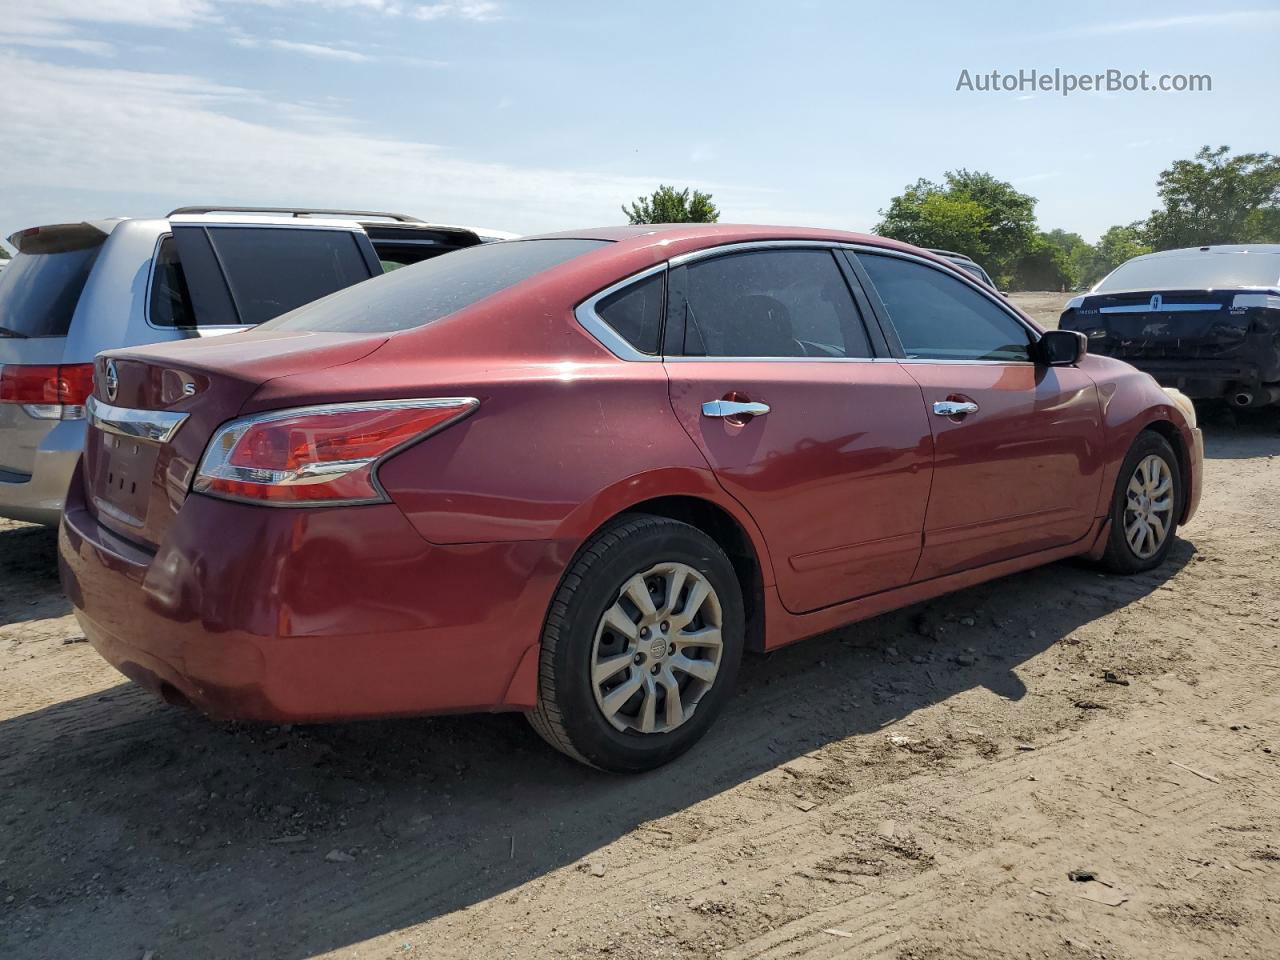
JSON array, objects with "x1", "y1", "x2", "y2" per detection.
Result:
[
  {"x1": 933, "y1": 400, "x2": 979, "y2": 417},
  {"x1": 702, "y1": 400, "x2": 771, "y2": 419}
]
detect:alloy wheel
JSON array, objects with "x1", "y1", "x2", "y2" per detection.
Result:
[
  {"x1": 590, "y1": 561, "x2": 723, "y2": 735},
  {"x1": 1124, "y1": 454, "x2": 1175, "y2": 559}
]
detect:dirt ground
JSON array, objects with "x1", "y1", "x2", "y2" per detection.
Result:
[{"x1": 2, "y1": 292, "x2": 1278, "y2": 960}]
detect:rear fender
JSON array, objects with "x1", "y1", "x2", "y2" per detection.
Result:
[{"x1": 551, "y1": 465, "x2": 778, "y2": 589}]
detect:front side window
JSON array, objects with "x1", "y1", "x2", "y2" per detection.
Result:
[
  {"x1": 858, "y1": 253, "x2": 1032, "y2": 361},
  {"x1": 206, "y1": 227, "x2": 372, "y2": 326},
  {"x1": 679, "y1": 249, "x2": 871, "y2": 358}
]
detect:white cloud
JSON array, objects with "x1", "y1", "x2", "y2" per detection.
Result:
[
  {"x1": 1074, "y1": 10, "x2": 1280, "y2": 34},
  {"x1": 407, "y1": 2, "x2": 502, "y2": 21},
  {"x1": 0, "y1": 0, "x2": 501, "y2": 60},
  {"x1": 234, "y1": 36, "x2": 372, "y2": 60},
  {"x1": 0, "y1": 51, "x2": 674, "y2": 235},
  {"x1": 231, "y1": 0, "x2": 501, "y2": 20}
]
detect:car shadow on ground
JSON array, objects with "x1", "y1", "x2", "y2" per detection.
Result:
[
  {"x1": 1199, "y1": 404, "x2": 1280, "y2": 459},
  {"x1": 0, "y1": 537, "x2": 1194, "y2": 960},
  {"x1": 0, "y1": 523, "x2": 69, "y2": 626}
]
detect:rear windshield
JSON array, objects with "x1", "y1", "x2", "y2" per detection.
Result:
[
  {"x1": 1096, "y1": 250, "x2": 1280, "y2": 293},
  {"x1": 261, "y1": 238, "x2": 610, "y2": 333},
  {"x1": 0, "y1": 245, "x2": 103, "y2": 338}
]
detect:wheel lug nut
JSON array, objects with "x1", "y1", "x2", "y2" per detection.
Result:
[
  {"x1": 640, "y1": 627, "x2": 650, "y2": 638},
  {"x1": 633, "y1": 653, "x2": 643, "y2": 664},
  {"x1": 668, "y1": 644, "x2": 675, "y2": 655},
  {"x1": 650, "y1": 664, "x2": 660, "y2": 675},
  {"x1": 660, "y1": 621, "x2": 669, "y2": 633}
]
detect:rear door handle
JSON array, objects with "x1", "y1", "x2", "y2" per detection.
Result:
[
  {"x1": 933, "y1": 400, "x2": 979, "y2": 417},
  {"x1": 702, "y1": 400, "x2": 771, "y2": 419}
]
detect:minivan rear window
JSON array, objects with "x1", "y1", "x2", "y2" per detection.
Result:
[
  {"x1": 261, "y1": 238, "x2": 610, "y2": 333},
  {"x1": 0, "y1": 244, "x2": 103, "y2": 338}
]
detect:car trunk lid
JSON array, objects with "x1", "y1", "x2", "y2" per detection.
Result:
[
  {"x1": 82, "y1": 330, "x2": 388, "y2": 548},
  {"x1": 1071, "y1": 289, "x2": 1250, "y2": 357}
]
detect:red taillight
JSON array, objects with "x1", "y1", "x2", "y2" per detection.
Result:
[
  {"x1": 193, "y1": 398, "x2": 478, "y2": 506},
  {"x1": 0, "y1": 363, "x2": 94, "y2": 419}
]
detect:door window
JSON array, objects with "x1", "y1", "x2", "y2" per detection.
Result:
[
  {"x1": 148, "y1": 236, "x2": 197, "y2": 327},
  {"x1": 206, "y1": 227, "x2": 372, "y2": 326},
  {"x1": 858, "y1": 253, "x2": 1032, "y2": 361},
  {"x1": 679, "y1": 249, "x2": 872, "y2": 358},
  {"x1": 596, "y1": 272, "x2": 664, "y2": 355}
]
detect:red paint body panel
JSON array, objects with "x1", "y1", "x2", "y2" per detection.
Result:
[
  {"x1": 59, "y1": 224, "x2": 1204, "y2": 725},
  {"x1": 665, "y1": 360, "x2": 932, "y2": 612},
  {"x1": 900, "y1": 362, "x2": 1105, "y2": 579},
  {"x1": 59, "y1": 458, "x2": 565, "y2": 719}
]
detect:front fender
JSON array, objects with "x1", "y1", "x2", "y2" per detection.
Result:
[{"x1": 1082, "y1": 356, "x2": 1201, "y2": 523}]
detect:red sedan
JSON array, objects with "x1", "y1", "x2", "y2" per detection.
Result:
[{"x1": 59, "y1": 225, "x2": 1202, "y2": 772}]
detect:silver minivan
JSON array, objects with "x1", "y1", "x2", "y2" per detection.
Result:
[{"x1": 0, "y1": 207, "x2": 504, "y2": 524}]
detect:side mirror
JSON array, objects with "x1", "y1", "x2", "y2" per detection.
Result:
[{"x1": 1036, "y1": 329, "x2": 1087, "y2": 366}]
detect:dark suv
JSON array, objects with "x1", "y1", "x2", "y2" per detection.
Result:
[
  {"x1": 0, "y1": 207, "x2": 501, "y2": 524},
  {"x1": 1059, "y1": 244, "x2": 1280, "y2": 409}
]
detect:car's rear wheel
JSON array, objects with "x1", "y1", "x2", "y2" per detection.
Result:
[
  {"x1": 527, "y1": 514, "x2": 744, "y2": 772},
  {"x1": 1099, "y1": 431, "x2": 1182, "y2": 574}
]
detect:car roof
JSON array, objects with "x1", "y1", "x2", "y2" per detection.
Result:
[
  {"x1": 1131, "y1": 244, "x2": 1280, "y2": 260},
  {"x1": 525, "y1": 223, "x2": 887, "y2": 245}
]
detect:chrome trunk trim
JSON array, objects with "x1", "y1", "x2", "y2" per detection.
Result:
[{"x1": 86, "y1": 396, "x2": 188, "y2": 444}]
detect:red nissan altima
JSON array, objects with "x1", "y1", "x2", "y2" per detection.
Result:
[{"x1": 59, "y1": 225, "x2": 1202, "y2": 772}]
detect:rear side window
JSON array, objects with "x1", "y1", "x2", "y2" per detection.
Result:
[
  {"x1": 679, "y1": 249, "x2": 872, "y2": 358},
  {"x1": 206, "y1": 227, "x2": 371, "y2": 326},
  {"x1": 0, "y1": 244, "x2": 102, "y2": 338},
  {"x1": 596, "y1": 272, "x2": 664, "y2": 354},
  {"x1": 858, "y1": 253, "x2": 1032, "y2": 362},
  {"x1": 263, "y1": 238, "x2": 610, "y2": 333},
  {"x1": 148, "y1": 236, "x2": 196, "y2": 327}
]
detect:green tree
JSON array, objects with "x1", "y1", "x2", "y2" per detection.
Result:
[
  {"x1": 623, "y1": 185, "x2": 719, "y2": 224},
  {"x1": 1039, "y1": 228, "x2": 1092, "y2": 288},
  {"x1": 1143, "y1": 145, "x2": 1280, "y2": 250},
  {"x1": 1011, "y1": 234, "x2": 1074, "y2": 291},
  {"x1": 875, "y1": 170, "x2": 1038, "y2": 285}
]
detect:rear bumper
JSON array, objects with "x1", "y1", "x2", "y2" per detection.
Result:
[
  {"x1": 58, "y1": 459, "x2": 567, "y2": 723},
  {"x1": 1106, "y1": 356, "x2": 1279, "y2": 399},
  {"x1": 0, "y1": 419, "x2": 85, "y2": 525}
]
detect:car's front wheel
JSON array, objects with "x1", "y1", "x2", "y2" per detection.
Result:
[
  {"x1": 1099, "y1": 431, "x2": 1183, "y2": 574},
  {"x1": 527, "y1": 514, "x2": 744, "y2": 772}
]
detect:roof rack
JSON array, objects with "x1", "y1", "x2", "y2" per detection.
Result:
[
  {"x1": 926, "y1": 247, "x2": 977, "y2": 262},
  {"x1": 167, "y1": 206, "x2": 424, "y2": 223}
]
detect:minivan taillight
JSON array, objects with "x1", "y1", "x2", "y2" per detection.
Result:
[
  {"x1": 0, "y1": 363, "x2": 94, "y2": 420},
  {"x1": 192, "y1": 398, "x2": 478, "y2": 505}
]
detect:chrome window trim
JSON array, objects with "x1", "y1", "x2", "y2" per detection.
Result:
[
  {"x1": 573, "y1": 263, "x2": 667, "y2": 362},
  {"x1": 144, "y1": 233, "x2": 251, "y2": 333},
  {"x1": 87, "y1": 396, "x2": 189, "y2": 444},
  {"x1": 575, "y1": 239, "x2": 1041, "y2": 364}
]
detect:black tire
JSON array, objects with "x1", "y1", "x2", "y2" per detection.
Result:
[
  {"x1": 1098, "y1": 431, "x2": 1182, "y2": 575},
  {"x1": 527, "y1": 514, "x2": 744, "y2": 773}
]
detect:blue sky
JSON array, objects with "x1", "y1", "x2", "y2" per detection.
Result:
[{"x1": 1, "y1": 1, "x2": 1276, "y2": 244}]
